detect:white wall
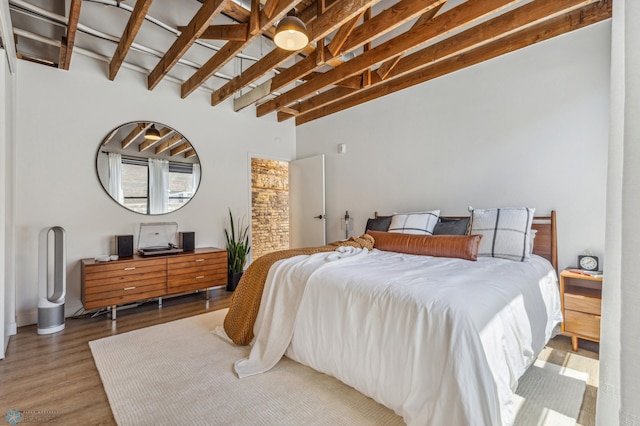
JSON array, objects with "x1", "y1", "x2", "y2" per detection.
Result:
[
  {"x1": 1, "y1": 48, "x2": 17, "y2": 357},
  {"x1": 14, "y1": 55, "x2": 296, "y2": 326},
  {"x1": 296, "y1": 22, "x2": 611, "y2": 271}
]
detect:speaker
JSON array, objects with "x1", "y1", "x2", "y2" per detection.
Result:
[
  {"x1": 179, "y1": 232, "x2": 195, "y2": 251},
  {"x1": 115, "y1": 235, "x2": 134, "y2": 258}
]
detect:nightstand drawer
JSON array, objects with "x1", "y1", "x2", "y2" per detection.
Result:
[
  {"x1": 564, "y1": 310, "x2": 600, "y2": 340},
  {"x1": 564, "y1": 292, "x2": 601, "y2": 316}
]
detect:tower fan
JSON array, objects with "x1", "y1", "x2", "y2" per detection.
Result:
[{"x1": 37, "y1": 226, "x2": 66, "y2": 335}]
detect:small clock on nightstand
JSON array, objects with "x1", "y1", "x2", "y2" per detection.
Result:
[{"x1": 578, "y1": 254, "x2": 599, "y2": 271}]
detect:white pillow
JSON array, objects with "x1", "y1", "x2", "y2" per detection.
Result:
[
  {"x1": 469, "y1": 207, "x2": 535, "y2": 261},
  {"x1": 389, "y1": 210, "x2": 440, "y2": 235}
]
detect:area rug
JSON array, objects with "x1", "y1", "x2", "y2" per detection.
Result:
[{"x1": 89, "y1": 310, "x2": 587, "y2": 425}]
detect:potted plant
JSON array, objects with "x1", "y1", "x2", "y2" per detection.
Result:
[{"x1": 224, "y1": 209, "x2": 251, "y2": 291}]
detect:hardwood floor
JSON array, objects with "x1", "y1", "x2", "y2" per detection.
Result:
[
  {"x1": 0, "y1": 289, "x2": 233, "y2": 426},
  {"x1": 0, "y1": 289, "x2": 598, "y2": 425}
]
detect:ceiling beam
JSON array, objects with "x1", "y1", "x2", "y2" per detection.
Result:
[
  {"x1": 185, "y1": 149, "x2": 197, "y2": 159},
  {"x1": 156, "y1": 134, "x2": 184, "y2": 154},
  {"x1": 170, "y1": 142, "x2": 192, "y2": 157},
  {"x1": 327, "y1": 10, "x2": 365, "y2": 57},
  {"x1": 210, "y1": 0, "x2": 381, "y2": 107},
  {"x1": 178, "y1": 24, "x2": 249, "y2": 41},
  {"x1": 221, "y1": 1, "x2": 275, "y2": 40},
  {"x1": 233, "y1": 0, "x2": 446, "y2": 111},
  {"x1": 0, "y1": 0, "x2": 17, "y2": 73},
  {"x1": 376, "y1": 4, "x2": 443, "y2": 80},
  {"x1": 121, "y1": 123, "x2": 152, "y2": 149},
  {"x1": 295, "y1": 0, "x2": 612, "y2": 125},
  {"x1": 59, "y1": 0, "x2": 82, "y2": 70},
  {"x1": 262, "y1": 0, "x2": 281, "y2": 19},
  {"x1": 101, "y1": 128, "x2": 119, "y2": 146},
  {"x1": 109, "y1": 0, "x2": 154, "y2": 81},
  {"x1": 147, "y1": 0, "x2": 228, "y2": 90},
  {"x1": 292, "y1": 0, "x2": 605, "y2": 120},
  {"x1": 255, "y1": 0, "x2": 524, "y2": 117},
  {"x1": 181, "y1": 0, "x2": 302, "y2": 98},
  {"x1": 139, "y1": 128, "x2": 174, "y2": 152}
]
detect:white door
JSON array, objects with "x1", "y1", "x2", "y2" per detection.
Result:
[{"x1": 289, "y1": 155, "x2": 326, "y2": 248}]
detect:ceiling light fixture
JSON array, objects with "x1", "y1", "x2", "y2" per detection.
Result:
[
  {"x1": 274, "y1": 10, "x2": 309, "y2": 51},
  {"x1": 144, "y1": 124, "x2": 161, "y2": 141}
]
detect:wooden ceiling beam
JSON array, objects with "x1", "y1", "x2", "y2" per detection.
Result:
[
  {"x1": 211, "y1": 0, "x2": 381, "y2": 107},
  {"x1": 277, "y1": 111, "x2": 296, "y2": 121},
  {"x1": 335, "y1": 74, "x2": 363, "y2": 89},
  {"x1": 177, "y1": 24, "x2": 248, "y2": 41},
  {"x1": 101, "y1": 128, "x2": 119, "y2": 146},
  {"x1": 327, "y1": 10, "x2": 365, "y2": 57},
  {"x1": 262, "y1": 0, "x2": 281, "y2": 19},
  {"x1": 170, "y1": 142, "x2": 192, "y2": 157},
  {"x1": 148, "y1": 0, "x2": 228, "y2": 90},
  {"x1": 376, "y1": 3, "x2": 443, "y2": 80},
  {"x1": 234, "y1": 0, "x2": 446, "y2": 111},
  {"x1": 59, "y1": 0, "x2": 81, "y2": 70},
  {"x1": 121, "y1": 123, "x2": 152, "y2": 150},
  {"x1": 295, "y1": 0, "x2": 612, "y2": 125},
  {"x1": 255, "y1": 0, "x2": 522, "y2": 117},
  {"x1": 139, "y1": 129, "x2": 174, "y2": 152},
  {"x1": 289, "y1": 0, "x2": 605, "y2": 120},
  {"x1": 156, "y1": 134, "x2": 184, "y2": 154},
  {"x1": 185, "y1": 149, "x2": 197, "y2": 159},
  {"x1": 221, "y1": 1, "x2": 276, "y2": 39},
  {"x1": 181, "y1": 0, "x2": 302, "y2": 98},
  {"x1": 109, "y1": 0, "x2": 154, "y2": 80}
]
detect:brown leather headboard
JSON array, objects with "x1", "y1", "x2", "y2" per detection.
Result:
[{"x1": 374, "y1": 211, "x2": 557, "y2": 271}]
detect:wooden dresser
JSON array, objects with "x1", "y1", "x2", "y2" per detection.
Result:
[
  {"x1": 559, "y1": 269, "x2": 603, "y2": 351},
  {"x1": 82, "y1": 247, "x2": 227, "y2": 317}
]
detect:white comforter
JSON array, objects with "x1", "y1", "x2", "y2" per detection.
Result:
[{"x1": 234, "y1": 248, "x2": 562, "y2": 426}]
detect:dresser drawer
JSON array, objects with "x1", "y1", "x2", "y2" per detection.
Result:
[
  {"x1": 564, "y1": 292, "x2": 601, "y2": 316},
  {"x1": 564, "y1": 310, "x2": 601, "y2": 341},
  {"x1": 167, "y1": 251, "x2": 226, "y2": 293},
  {"x1": 84, "y1": 270, "x2": 167, "y2": 294},
  {"x1": 84, "y1": 258, "x2": 167, "y2": 282},
  {"x1": 167, "y1": 252, "x2": 226, "y2": 273},
  {"x1": 83, "y1": 281, "x2": 167, "y2": 309},
  {"x1": 167, "y1": 271, "x2": 227, "y2": 293}
]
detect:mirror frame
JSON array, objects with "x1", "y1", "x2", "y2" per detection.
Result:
[{"x1": 96, "y1": 121, "x2": 201, "y2": 215}]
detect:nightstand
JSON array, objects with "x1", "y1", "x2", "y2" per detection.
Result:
[{"x1": 559, "y1": 269, "x2": 603, "y2": 351}]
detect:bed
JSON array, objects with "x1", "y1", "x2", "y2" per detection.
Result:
[{"x1": 223, "y1": 210, "x2": 563, "y2": 426}]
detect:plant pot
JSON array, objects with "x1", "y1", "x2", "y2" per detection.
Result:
[{"x1": 227, "y1": 271, "x2": 243, "y2": 292}]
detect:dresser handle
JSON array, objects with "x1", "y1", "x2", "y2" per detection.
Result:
[
  {"x1": 196, "y1": 276, "x2": 205, "y2": 279},
  {"x1": 124, "y1": 286, "x2": 136, "y2": 291},
  {"x1": 124, "y1": 267, "x2": 136, "y2": 271},
  {"x1": 194, "y1": 259, "x2": 205, "y2": 262}
]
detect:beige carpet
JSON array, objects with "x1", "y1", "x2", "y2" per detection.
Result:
[{"x1": 90, "y1": 310, "x2": 588, "y2": 425}]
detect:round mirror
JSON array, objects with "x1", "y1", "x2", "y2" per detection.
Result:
[{"x1": 96, "y1": 122, "x2": 201, "y2": 215}]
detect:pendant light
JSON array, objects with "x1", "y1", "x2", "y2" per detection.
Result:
[
  {"x1": 274, "y1": 10, "x2": 309, "y2": 51},
  {"x1": 144, "y1": 124, "x2": 161, "y2": 141}
]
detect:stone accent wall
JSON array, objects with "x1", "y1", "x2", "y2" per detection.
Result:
[{"x1": 251, "y1": 158, "x2": 289, "y2": 260}]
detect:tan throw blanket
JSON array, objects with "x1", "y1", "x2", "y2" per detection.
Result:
[{"x1": 223, "y1": 234, "x2": 375, "y2": 345}]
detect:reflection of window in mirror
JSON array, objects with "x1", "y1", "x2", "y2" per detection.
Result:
[
  {"x1": 168, "y1": 163, "x2": 199, "y2": 213},
  {"x1": 122, "y1": 159, "x2": 149, "y2": 214},
  {"x1": 97, "y1": 122, "x2": 201, "y2": 215},
  {"x1": 118, "y1": 157, "x2": 199, "y2": 214}
]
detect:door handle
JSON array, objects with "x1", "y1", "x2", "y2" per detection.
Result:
[{"x1": 314, "y1": 214, "x2": 326, "y2": 219}]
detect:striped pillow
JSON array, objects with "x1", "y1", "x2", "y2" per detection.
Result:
[
  {"x1": 389, "y1": 210, "x2": 440, "y2": 235},
  {"x1": 469, "y1": 207, "x2": 535, "y2": 261}
]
